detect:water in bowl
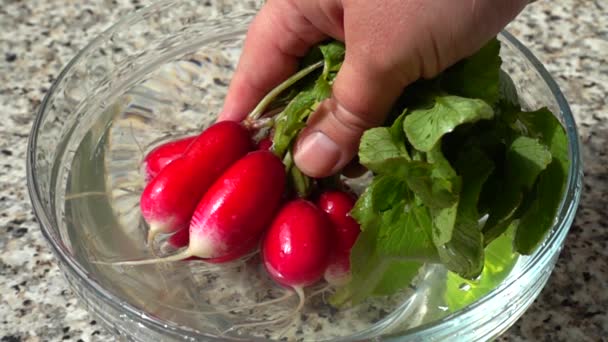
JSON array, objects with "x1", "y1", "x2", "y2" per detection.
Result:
[{"x1": 59, "y1": 52, "x2": 519, "y2": 341}]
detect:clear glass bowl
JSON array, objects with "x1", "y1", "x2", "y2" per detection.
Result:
[{"x1": 27, "y1": 1, "x2": 583, "y2": 341}]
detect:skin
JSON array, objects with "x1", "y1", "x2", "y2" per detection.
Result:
[{"x1": 219, "y1": 0, "x2": 529, "y2": 178}]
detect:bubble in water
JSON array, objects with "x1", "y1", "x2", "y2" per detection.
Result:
[{"x1": 458, "y1": 283, "x2": 472, "y2": 291}]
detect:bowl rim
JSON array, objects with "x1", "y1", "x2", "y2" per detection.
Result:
[{"x1": 26, "y1": 2, "x2": 583, "y2": 340}]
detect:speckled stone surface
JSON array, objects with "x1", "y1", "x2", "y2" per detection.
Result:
[{"x1": 0, "y1": 0, "x2": 606, "y2": 341}]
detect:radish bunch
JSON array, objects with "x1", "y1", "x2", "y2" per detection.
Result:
[
  {"x1": 131, "y1": 125, "x2": 361, "y2": 286},
  {"x1": 80, "y1": 37, "x2": 566, "y2": 335},
  {"x1": 94, "y1": 43, "x2": 366, "y2": 334},
  {"x1": 131, "y1": 126, "x2": 362, "y2": 332}
]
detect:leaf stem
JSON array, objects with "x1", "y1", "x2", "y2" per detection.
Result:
[
  {"x1": 246, "y1": 61, "x2": 323, "y2": 122},
  {"x1": 282, "y1": 150, "x2": 294, "y2": 172}
]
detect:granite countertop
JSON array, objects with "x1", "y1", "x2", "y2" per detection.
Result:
[{"x1": 0, "y1": 0, "x2": 606, "y2": 341}]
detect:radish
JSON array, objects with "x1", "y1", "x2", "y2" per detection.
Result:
[
  {"x1": 263, "y1": 199, "x2": 332, "y2": 288},
  {"x1": 257, "y1": 137, "x2": 272, "y2": 151},
  {"x1": 105, "y1": 150, "x2": 286, "y2": 265},
  {"x1": 317, "y1": 191, "x2": 361, "y2": 286},
  {"x1": 142, "y1": 135, "x2": 196, "y2": 181},
  {"x1": 166, "y1": 226, "x2": 258, "y2": 263},
  {"x1": 140, "y1": 121, "x2": 253, "y2": 245},
  {"x1": 166, "y1": 225, "x2": 189, "y2": 249},
  {"x1": 143, "y1": 134, "x2": 269, "y2": 183},
  {"x1": 221, "y1": 199, "x2": 332, "y2": 334},
  {"x1": 258, "y1": 199, "x2": 332, "y2": 327}
]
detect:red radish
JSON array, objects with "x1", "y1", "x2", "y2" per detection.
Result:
[
  {"x1": 257, "y1": 137, "x2": 272, "y2": 151},
  {"x1": 263, "y1": 199, "x2": 332, "y2": 288},
  {"x1": 262, "y1": 199, "x2": 332, "y2": 288},
  {"x1": 166, "y1": 226, "x2": 190, "y2": 249},
  {"x1": 140, "y1": 121, "x2": 253, "y2": 245},
  {"x1": 107, "y1": 150, "x2": 286, "y2": 265},
  {"x1": 142, "y1": 135, "x2": 196, "y2": 181},
  {"x1": 317, "y1": 191, "x2": 361, "y2": 286},
  {"x1": 252, "y1": 199, "x2": 332, "y2": 330}
]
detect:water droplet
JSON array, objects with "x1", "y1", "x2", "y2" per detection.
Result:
[{"x1": 458, "y1": 283, "x2": 472, "y2": 291}]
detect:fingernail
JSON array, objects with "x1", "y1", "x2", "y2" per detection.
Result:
[{"x1": 294, "y1": 130, "x2": 342, "y2": 178}]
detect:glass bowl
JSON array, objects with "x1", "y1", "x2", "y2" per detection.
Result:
[{"x1": 27, "y1": 1, "x2": 583, "y2": 341}]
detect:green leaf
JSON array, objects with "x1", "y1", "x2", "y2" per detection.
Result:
[
  {"x1": 367, "y1": 159, "x2": 458, "y2": 210},
  {"x1": 481, "y1": 179, "x2": 522, "y2": 245},
  {"x1": 444, "y1": 222, "x2": 518, "y2": 311},
  {"x1": 319, "y1": 40, "x2": 346, "y2": 77},
  {"x1": 389, "y1": 108, "x2": 409, "y2": 146},
  {"x1": 440, "y1": 38, "x2": 502, "y2": 104},
  {"x1": 358, "y1": 109, "x2": 411, "y2": 172},
  {"x1": 427, "y1": 143, "x2": 461, "y2": 206},
  {"x1": 514, "y1": 160, "x2": 565, "y2": 254},
  {"x1": 404, "y1": 95, "x2": 494, "y2": 152},
  {"x1": 402, "y1": 162, "x2": 457, "y2": 209},
  {"x1": 272, "y1": 90, "x2": 317, "y2": 157},
  {"x1": 506, "y1": 136, "x2": 552, "y2": 191},
  {"x1": 359, "y1": 127, "x2": 410, "y2": 172},
  {"x1": 426, "y1": 143, "x2": 462, "y2": 247},
  {"x1": 431, "y1": 203, "x2": 458, "y2": 247},
  {"x1": 350, "y1": 175, "x2": 410, "y2": 230},
  {"x1": 438, "y1": 147, "x2": 494, "y2": 279},
  {"x1": 427, "y1": 143, "x2": 458, "y2": 182},
  {"x1": 512, "y1": 109, "x2": 568, "y2": 254},
  {"x1": 331, "y1": 219, "x2": 421, "y2": 306},
  {"x1": 330, "y1": 223, "x2": 381, "y2": 306},
  {"x1": 497, "y1": 69, "x2": 520, "y2": 112},
  {"x1": 358, "y1": 119, "x2": 459, "y2": 210},
  {"x1": 372, "y1": 260, "x2": 422, "y2": 296},
  {"x1": 248, "y1": 60, "x2": 323, "y2": 121},
  {"x1": 313, "y1": 77, "x2": 332, "y2": 100},
  {"x1": 331, "y1": 253, "x2": 422, "y2": 306},
  {"x1": 517, "y1": 108, "x2": 568, "y2": 173},
  {"x1": 316, "y1": 37, "x2": 569, "y2": 306},
  {"x1": 376, "y1": 200, "x2": 439, "y2": 262},
  {"x1": 338, "y1": 176, "x2": 437, "y2": 305},
  {"x1": 270, "y1": 42, "x2": 347, "y2": 158},
  {"x1": 481, "y1": 136, "x2": 552, "y2": 243}
]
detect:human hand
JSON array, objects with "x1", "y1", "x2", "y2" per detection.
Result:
[{"x1": 219, "y1": 0, "x2": 529, "y2": 177}]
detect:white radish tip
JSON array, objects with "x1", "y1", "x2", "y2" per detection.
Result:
[
  {"x1": 147, "y1": 229, "x2": 158, "y2": 247},
  {"x1": 146, "y1": 222, "x2": 172, "y2": 247}
]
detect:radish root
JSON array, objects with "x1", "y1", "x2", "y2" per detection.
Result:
[
  {"x1": 91, "y1": 247, "x2": 257, "y2": 267},
  {"x1": 149, "y1": 291, "x2": 295, "y2": 317},
  {"x1": 92, "y1": 248, "x2": 194, "y2": 266},
  {"x1": 65, "y1": 191, "x2": 109, "y2": 200},
  {"x1": 129, "y1": 121, "x2": 145, "y2": 160},
  {"x1": 221, "y1": 286, "x2": 306, "y2": 336},
  {"x1": 146, "y1": 227, "x2": 161, "y2": 247}
]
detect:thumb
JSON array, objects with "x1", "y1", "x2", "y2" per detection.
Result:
[{"x1": 293, "y1": 57, "x2": 409, "y2": 178}]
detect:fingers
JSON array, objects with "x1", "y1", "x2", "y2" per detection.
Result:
[
  {"x1": 219, "y1": 0, "x2": 327, "y2": 122},
  {"x1": 293, "y1": 56, "x2": 408, "y2": 178}
]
